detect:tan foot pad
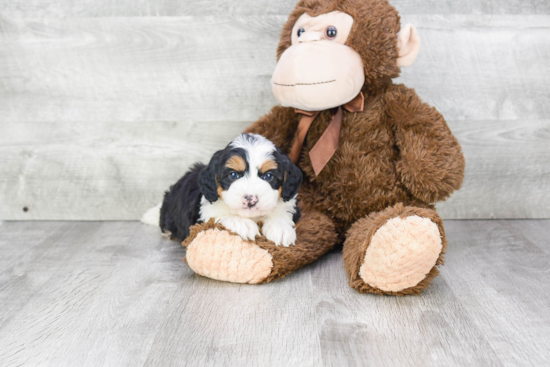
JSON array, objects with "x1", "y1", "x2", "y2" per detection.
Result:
[
  {"x1": 186, "y1": 229, "x2": 273, "y2": 284},
  {"x1": 360, "y1": 215, "x2": 442, "y2": 292}
]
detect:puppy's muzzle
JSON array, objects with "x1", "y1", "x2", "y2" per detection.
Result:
[{"x1": 243, "y1": 195, "x2": 258, "y2": 208}]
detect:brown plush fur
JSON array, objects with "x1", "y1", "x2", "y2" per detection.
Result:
[
  {"x1": 186, "y1": 0, "x2": 465, "y2": 295},
  {"x1": 183, "y1": 205, "x2": 338, "y2": 283},
  {"x1": 244, "y1": 0, "x2": 464, "y2": 294},
  {"x1": 245, "y1": 86, "x2": 464, "y2": 237}
]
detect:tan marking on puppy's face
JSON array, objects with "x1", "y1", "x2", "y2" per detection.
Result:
[
  {"x1": 278, "y1": 172, "x2": 286, "y2": 198},
  {"x1": 215, "y1": 174, "x2": 223, "y2": 198},
  {"x1": 260, "y1": 159, "x2": 278, "y2": 174},
  {"x1": 226, "y1": 155, "x2": 246, "y2": 172}
]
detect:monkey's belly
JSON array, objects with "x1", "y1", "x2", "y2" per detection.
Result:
[{"x1": 298, "y1": 151, "x2": 411, "y2": 233}]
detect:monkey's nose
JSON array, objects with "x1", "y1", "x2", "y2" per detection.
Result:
[{"x1": 244, "y1": 195, "x2": 258, "y2": 208}]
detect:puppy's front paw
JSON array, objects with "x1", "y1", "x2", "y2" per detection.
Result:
[
  {"x1": 218, "y1": 216, "x2": 260, "y2": 241},
  {"x1": 262, "y1": 220, "x2": 296, "y2": 247}
]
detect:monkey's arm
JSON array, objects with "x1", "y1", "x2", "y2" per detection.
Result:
[
  {"x1": 244, "y1": 106, "x2": 300, "y2": 154},
  {"x1": 386, "y1": 84, "x2": 465, "y2": 203}
]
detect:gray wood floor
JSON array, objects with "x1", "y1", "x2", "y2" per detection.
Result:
[{"x1": 0, "y1": 220, "x2": 549, "y2": 366}]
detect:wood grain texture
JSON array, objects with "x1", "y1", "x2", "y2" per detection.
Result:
[
  {"x1": 0, "y1": 120, "x2": 250, "y2": 220},
  {"x1": 1, "y1": 0, "x2": 548, "y2": 18},
  {"x1": 0, "y1": 16, "x2": 280, "y2": 124},
  {"x1": 312, "y1": 219, "x2": 550, "y2": 366},
  {"x1": 1, "y1": 16, "x2": 549, "y2": 123},
  {"x1": 0, "y1": 221, "x2": 186, "y2": 366},
  {"x1": 143, "y1": 260, "x2": 323, "y2": 366},
  {"x1": 440, "y1": 220, "x2": 550, "y2": 367},
  {"x1": 1, "y1": 119, "x2": 547, "y2": 220},
  {"x1": 1, "y1": 119, "x2": 548, "y2": 220},
  {"x1": 436, "y1": 119, "x2": 550, "y2": 219},
  {"x1": 0, "y1": 220, "x2": 549, "y2": 366},
  {"x1": 397, "y1": 15, "x2": 550, "y2": 122},
  {"x1": 1, "y1": 11, "x2": 549, "y2": 220}
]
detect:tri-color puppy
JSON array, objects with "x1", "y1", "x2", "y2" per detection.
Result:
[{"x1": 160, "y1": 133, "x2": 303, "y2": 246}]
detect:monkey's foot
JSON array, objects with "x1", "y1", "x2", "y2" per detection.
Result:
[
  {"x1": 185, "y1": 227, "x2": 273, "y2": 284},
  {"x1": 344, "y1": 204, "x2": 447, "y2": 295},
  {"x1": 183, "y1": 211, "x2": 337, "y2": 284}
]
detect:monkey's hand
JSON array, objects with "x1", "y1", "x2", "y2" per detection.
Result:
[{"x1": 387, "y1": 85, "x2": 465, "y2": 203}]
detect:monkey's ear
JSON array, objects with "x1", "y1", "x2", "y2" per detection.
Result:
[
  {"x1": 396, "y1": 24, "x2": 421, "y2": 67},
  {"x1": 199, "y1": 151, "x2": 223, "y2": 203}
]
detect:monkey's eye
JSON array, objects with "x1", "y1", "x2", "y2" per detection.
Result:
[
  {"x1": 297, "y1": 27, "x2": 305, "y2": 37},
  {"x1": 229, "y1": 172, "x2": 241, "y2": 180},
  {"x1": 261, "y1": 173, "x2": 274, "y2": 182},
  {"x1": 326, "y1": 26, "x2": 337, "y2": 39}
]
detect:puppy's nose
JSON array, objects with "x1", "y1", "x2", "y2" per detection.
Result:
[{"x1": 244, "y1": 195, "x2": 258, "y2": 208}]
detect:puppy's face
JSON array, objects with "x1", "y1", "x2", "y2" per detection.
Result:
[{"x1": 199, "y1": 134, "x2": 302, "y2": 218}]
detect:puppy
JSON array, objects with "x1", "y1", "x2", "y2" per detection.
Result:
[{"x1": 160, "y1": 133, "x2": 302, "y2": 246}]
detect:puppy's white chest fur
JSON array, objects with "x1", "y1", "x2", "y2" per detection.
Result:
[{"x1": 199, "y1": 196, "x2": 297, "y2": 247}]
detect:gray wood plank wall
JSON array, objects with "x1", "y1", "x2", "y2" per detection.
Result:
[{"x1": 1, "y1": 1, "x2": 549, "y2": 220}]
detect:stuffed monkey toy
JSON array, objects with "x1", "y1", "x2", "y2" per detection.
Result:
[{"x1": 182, "y1": 0, "x2": 465, "y2": 295}]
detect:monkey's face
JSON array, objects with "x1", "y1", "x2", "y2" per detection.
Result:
[{"x1": 271, "y1": 11, "x2": 365, "y2": 111}]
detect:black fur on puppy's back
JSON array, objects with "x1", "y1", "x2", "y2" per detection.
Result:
[{"x1": 160, "y1": 163, "x2": 205, "y2": 242}]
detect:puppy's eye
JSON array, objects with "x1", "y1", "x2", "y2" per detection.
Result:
[
  {"x1": 229, "y1": 172, "x2": 241, "y2": 180},
  {"x1": 261, "y1": 173, "x2": 273, "y2": 181},
  {"x1": 326, "y1": 26, "x2": 337, "y2": 39},
  {"x1": 297, "y1": 27, "x2": 305, "y2": 37}
]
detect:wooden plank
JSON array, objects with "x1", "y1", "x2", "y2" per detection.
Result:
[
  {"x1": 1, "y1": 119, "x2": 548, "y2": 220},
  {"x1": 505, "y1": 220, "x2": 550, "y2": 255},
  {"x1": 1, "y1": 15, "x2": 548, "y2": 220},
  {"x1": 394, "y1": 0, "x2": 550, "y2": 15},
  {"x1": 437, "y1": 119, "x2": 550, "y2": 219},
  {"x1": 0, "y1": 16, "x2": 280, "y2": 124},
  {"x1": 0, "y1": 120, "x2": 251, "y2": 220},
  {"x1": 397, "y1": 14, "x2": 550, "y2": 122},
  {"x1": 0, "y1": 15, "x2": 548, "y2": 123},
  {"x1": 310, "y1": 253, "x2": 503, "y2": 366},
  {"x1": 0, "y1": 221, "x2": 70, "y2": 328},
  {"x1": 0, "y1": 221, "x2": 185, "y2": 366},
  {"x1": 310, "y1": 219, "x2": 550, "y2": 366},
  {"x1": 143, "y1": 264, "x2": 322, "y2": 366},
  {"x1": 440, "y1": 220, "x2": 550, "y2": 366},
  {"x1": 1, "y1": 0, "x2": 548, "y2": 18},
  {"x1": 0, "y1": 220, "x2": 549, "y2": 366}
]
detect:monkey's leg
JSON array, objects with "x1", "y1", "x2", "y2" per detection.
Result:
[
  {"x1": 182, "y1": 209, "x2": 337, "y2": 284},
  {"x1": 343, "y1": 203, "x2": 447, "y2": 295}
]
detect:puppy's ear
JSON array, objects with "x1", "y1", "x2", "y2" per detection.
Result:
[
  {"x1": 199, "y1": 150, "x2": 223, "y2": 203},
  {"x1": 277, "y1": 150, "x2": 303, "y2": 202}
]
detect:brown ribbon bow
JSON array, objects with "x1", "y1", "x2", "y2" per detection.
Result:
[{"x1": 289, "y1": 92, "x2": 364, "y2": 176}]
